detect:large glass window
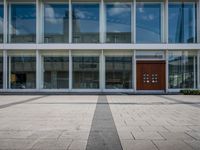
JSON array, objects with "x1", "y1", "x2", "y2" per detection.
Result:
[
  {"x1": 168, "y1": 2, "x2": 197, "y2": 43},
  {"x1": 72, "y1": 4, "x2": 99, "y2": 43},
  {"x1": 44, "y1": 4, "x2": 69, "y2": 43},
  {"x1": 8, "y1": 54, "x2": 36, "y2": 89},
  {"x1": 0, "y1": 52, "x2": 3, "y2": 89},
  {"x1": 9, "y1": 4, "x2": 36, "y2": 43},
  {"x1": 136, "y1": 2, "x2": 162, "y2": 43},
  {"x1": 0, "y1": 4, "x2": 3, "y2": 43},
  {"x1": 73, "y1": 57, "x2": 99, "y2": 89},
  {"x1": 43, "y1": 56, "x2": 69, "y2": 89},
  {"x1": 106, "y1": 57, "x2": 132, "y2": 89},
  {"x1": 168, "y1": 51, "x2": 197, "y2": 89},
  {"x1": 106, "y1": 3, "x2": 131, "y2": 43}
]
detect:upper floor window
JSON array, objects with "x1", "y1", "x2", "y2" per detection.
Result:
[
  {"x1": 8, "y1": 4, "x2": 36, "y2": 43},
  {"x1": 44, "y1": 3, "x2": 69, "y2": 43},
  {"x1": 168, "y1": 2, "x2": 197, "y2": 43},
  {"x1": 72, "y1": 4, "x2": 99, "y2": 43},
  {"x1": 136, "y1": 2, "x2": 162, "y2": 43},
  {"x1": 106, "y1": 3, "x2": 131, "y2": 43},
  {"x1": 0, "y1": 5, "x2": 3, "y2": 43}
]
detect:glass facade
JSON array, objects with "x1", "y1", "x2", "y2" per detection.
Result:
[
  {"x1": 0, "y1": 52, "x2": 2, "y2": 89},
  {"x1": 9, "y1": 4, "x2": 36, "y2": 43},
  {"x1": 8, "y1": 55, "x2": 36, "y2": 89},
  {"x1": 0, "y1": 4, "x2": 3, "y2": 43},
  {"x1": 168, "y1": 2, "x2": 197, "y2": 43},
  {"x1": 106, "y1": 3, "x2": 131, "y2": 43},
  {"x1": 106, "y1": 57, "x2": 132, "y2": 89},
  {"x1": 44, "y1": 4, "x2": 69, "y2": 43},
  {"x1": 136, "y1": 2, "x2": 162, "y2": 43},
  {"x1": 72, "y1": 4, "x2": 99, "y2": 43},
  {"x1": 168, "y1": 51, "x2": 197, "y2": 89},
  {"x1": 43, "y1": 57, "x2": 69, "y2": 89},
  {"x1": 73, "y1": 57, "x2": 99, "y2": 89}
]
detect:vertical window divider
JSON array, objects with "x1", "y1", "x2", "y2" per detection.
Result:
[
  {"x1": 197, "y1": 0, "x2": 200, "y2": 43},
  {"x1": 3, "y1": 0, "x2": 7, "y2": 43},
  {"x1": 69, "y1": 49, "x2": 72, "y2": 91},
  {"x1": 164, "y1": 0, "x2": 168, "y2": 43},
  {"x1": 3, "y1": 50, "x2": 7, "y2": 90},
  {"x1": 100, "y1": 0, "x2": 105, "y2": 43},
  {"x1": 133, "y1": 50, "x2": 136, "y2": 91},
  {"x1": 36, "y1": 0, "x2": 39, "y2": 44},
  {"x1": 69, "y1": 0, "x2": 72, "y2": 43},
  {"x1": 165, "y1": 49, "x2": 169, "y2": 93},
  {"x1": 133, "y1": 0, "x2": 136, "y2": 43},
  {"x1": 36, "y1": 49, "x2": 41, "y2": 90}
]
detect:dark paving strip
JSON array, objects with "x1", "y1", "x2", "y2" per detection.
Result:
[
  {"x1": 158, "y1": 95, "x2": 200, "y2": 109},
  {"x1": 0, "y1": 96, "x2": 47, "y2": 109},
  {"x1": 86, "y1": 96, "x2": 122, "y2": 150}
]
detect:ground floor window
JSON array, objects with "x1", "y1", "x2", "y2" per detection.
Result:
[
  {"x1": 8, "y1": 53, "x2": 36, "y2": 89},
  {"x1": 73, "y1": 56, "x2": 99, "y2": 89},
  {"x1": 168, "y1": 51, "x2": 197, "y2": 89},
  {"x1": 106, "y1": 57, "x2": 132, "y2": 89},
  {"x1": 43, "y1": 56, "x2": 69, "y2": 89},
  {"x1": 0, "y1": 52, "x2": 3, "y2": 88}
]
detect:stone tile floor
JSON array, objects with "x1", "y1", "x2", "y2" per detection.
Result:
[{"x1": 0, "y1": 95, "x2": 199, "y2": 150}]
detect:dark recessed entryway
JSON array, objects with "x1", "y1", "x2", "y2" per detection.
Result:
[{"x1": 137, "y1": 61, "x2": 166, "y2": 91}]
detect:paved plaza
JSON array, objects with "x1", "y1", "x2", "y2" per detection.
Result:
[{"x1": 0, "y1": 95, "x2": 200, "y2": 150}]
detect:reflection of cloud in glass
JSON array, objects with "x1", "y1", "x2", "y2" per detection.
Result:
[{"x1": 108, "y1": 4, "x2": 130, "y2": 16}]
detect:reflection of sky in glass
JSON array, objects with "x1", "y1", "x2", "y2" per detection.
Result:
[
  {"x1": 44, "y1": 4, "x2": 68, "y2": 34},
  {"x1": 0, "y1": 5, "x2": 3, "y2": 34},
  {"x1": 11, "y1": 4, "x2": 36, "y2": 35},
  {"x1": 106, "y1": 3, "x2": 131, "y2": 33},
  {"x1": 72, "y1": 4, "x2": 99, "y2": 33},
  {"x1": 136, "y1": 3, "x2": 161, "y2": 43},
  {"x1": 168, "y1": 3, "x2": 196, "y2": 43}
]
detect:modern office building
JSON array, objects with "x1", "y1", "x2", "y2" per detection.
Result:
[{"x1": 0, "y1": 0, "x2": 199, "y2": 93}]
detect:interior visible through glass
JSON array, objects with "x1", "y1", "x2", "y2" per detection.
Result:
[
  {"x1": 73, "y1": 56, "x2": 99, "y2": 89},
  {"x1": 43, "y1": 56, "x2": 69, "y2": 89},
  {"x1": 106, "y1": 57, "x2": 132, "y2": 89}
]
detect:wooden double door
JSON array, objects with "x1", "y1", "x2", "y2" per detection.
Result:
[{"x1": 137, "y1": 61, "x2": 166, "y2": 90}]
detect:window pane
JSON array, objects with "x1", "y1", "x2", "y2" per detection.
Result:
[
  {"x1": 73, "y1": 57, "x2": 99, "y2": 89},
  {"x1": 72, "y1": 4, "x2": 99, "y2": 43},
  {"x1": 0, "y1": 54, "x2": 2, "y2": 89},
  {"x1": 136, "y1": 3, "x2": 162, "y2": 43},
  {"x1": 44, "y1": 4, "x2": 69, "y2": 43},
  {"x1": 43, "y1": 57, "x2": 69, "y2": 89},
  {"x1": 106, "y1": 3, "x2": 131, "y2": 43},
  {"x1": 168, "y1": 51, "x2": 197, "y2": 89},
  {"x1": 9, "y1": 56, "x2": 36, "y2": 89},
  {"x1": 168, "y1": 3, "x2": 197, "y2": 43},
  {"x1": 0, "y1": 5, "x2": 3, "y2": 43},
  {"x1": 106, "y1": 57, "x2": 132, "y2": 89},
  {"x1": 9, "y1": 4, "x2": 36, "y2": 43}
]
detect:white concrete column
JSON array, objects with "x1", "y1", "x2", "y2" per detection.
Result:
[
  {"x1": 198, "y1": 50, "x2": 200, "y2": 89},
  {"x1": 164, "y1": 0, "x2": 168, "y2": 43},
  {"x1": 133, "y1": 0, "x2": 136, "y2": 43},
  {"x1": 101, "y1": 50, "x2": 105, "y2": 90},
  {"x1": 100, "y1": 0, "x2": 105, "y2": 43},
  {"x1": 3, "y1": 50, "x2": 7, "y2": 90},
  {"x1": 132, "y1": 50, "x2": 136, "y2": 92},
  {"x1": 36, "y1": 50, "x2": 41, "y2": 90},
  {"x1": 69, "y1": 0, "x2": 72, "y2": 43},
  {"x1": 197, "y1": 0, "x2": 200, "y2": 43},
  {"x1": 69, "y1": 50, "x2": 72, "y2": 90},
  {"x1": 36, "y1": 0, "x2": 40, "y2": 44},
  {"x1": 165, "y1": 50, "x2": 169, "y2": 93}
]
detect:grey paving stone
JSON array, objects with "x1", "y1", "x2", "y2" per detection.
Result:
[
  {"x1": 184, "y1": 140, "x2": 200, "y2": 150},
  {"x1": 159, "y1": 132, "x2": 195, "y2": 140},
  {"x1": 132, "y1": 131, "x2": 165, "y2": 140},
  {"x1": 121, "y1": 140, "x2": 158, "y2": 150},
  {"x1": 153, "y1": 140, "x2": 193, "y2": 150}
]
